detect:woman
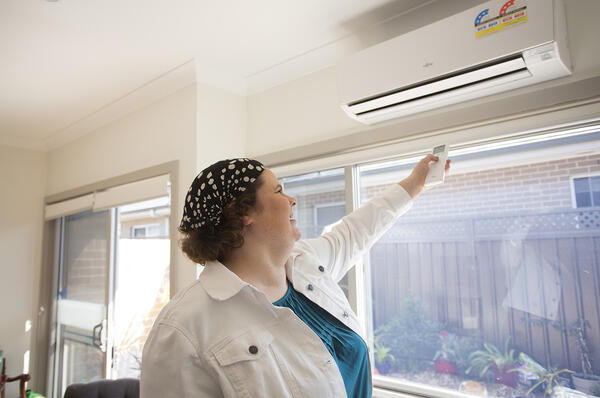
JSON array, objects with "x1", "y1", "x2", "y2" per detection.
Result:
[{"x1": 141, "y1": 155, "x2": 449, "y2": 397}]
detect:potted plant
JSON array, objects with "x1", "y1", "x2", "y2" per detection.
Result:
[
  {"x1": 433, "y1": 331, "x2": 459, "y2": 374},
  {"x1": 508, "y1": 365, "x2": 574, "y2": 398},
  {"x1": 564, "y1": 319, "x2": 600, "y2": 395},
  {"x1": 466, "y1": 336, "x2": 520, "y2": 388},
  {"x1": 374, "y1": 338, "x2": 396, "y2": 375}
]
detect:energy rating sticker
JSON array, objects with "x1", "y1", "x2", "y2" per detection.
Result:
[{"x1": 474, "y1": 0, "x2": 528, "y2": 38}]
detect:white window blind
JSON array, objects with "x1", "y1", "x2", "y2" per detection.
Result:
[
  {"x1": 44, "y1": 194, "x2": 94, "y2": 220},
  {"x1": 44, "y1": 174, "x2": 170, "y2": 219},
  {"x1": 93, "y1": 174, "x2": 170, "y2": 211}
]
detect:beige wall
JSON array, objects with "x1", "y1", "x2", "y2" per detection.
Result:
[
  {"x1": 0, "y1": 146, "x2": 46, "y2": 397},
  {"x1": 47, "y1": 84, "x2": 198, "y2": 294},
  {"x1": 46, "y1": 81, "x2": 249, "y2": 294},
  {"x1": 196, "y1": 83, "x2": 247, "y2": 171},
  {"x1": 247, "y1": 0, "x2": 600, "y2": 159}
]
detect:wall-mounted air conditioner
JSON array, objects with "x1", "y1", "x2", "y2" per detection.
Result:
[{"x1": 337, "y1": 0, "x2": 571, "y2": 125}]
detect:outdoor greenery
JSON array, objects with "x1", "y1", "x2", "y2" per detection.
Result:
[
  {"x1": 433, "y1": 331, "x2": 459, "y2": 362},
  {"x1": 373, "y1": 297, "x2": 600, "y2": 396},
  {"x1": 527, "y1": 316, "x2": 597, "y2": 377},
  {"x1": 375, "y1": 295, "x2": 444, "y2": 372},
  {"x1": 466, "y1": 336, "x2": 520, "y2": 378},
  {"x1": 373, "y1": 337, "x2": 395, "y2": 375},
  {"x1": 509, "y1": 366, "x2": 574, "y2": 398}
]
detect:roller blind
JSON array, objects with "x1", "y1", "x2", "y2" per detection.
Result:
[
  {"x1": 93, "y1": 174, "x2": 170, "y2": 211},
  {"x1": 44, "y1": 174, "x2": 170, "y2": 219},
  {"x1": 44, "y1": 194, "x2": 94, "y2": 220}
]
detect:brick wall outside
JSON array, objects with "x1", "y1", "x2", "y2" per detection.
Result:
[
  {"x1": 64, "y1": 211, "x2": 108, "y2": 304},
  {"x1": 292, "y1": 154, "x2": 600, "y2": 231},
  {"x1": 400, "y1": 154, "x2": 600, "y2": 221}
]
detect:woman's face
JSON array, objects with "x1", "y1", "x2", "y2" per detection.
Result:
[{"x1": 248, "y1": 168, "x2": 301, "y2": 246}]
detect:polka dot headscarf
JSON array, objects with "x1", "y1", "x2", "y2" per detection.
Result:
[{"x1": 180, "y1": 158, "x2": 265, "y2": 231}]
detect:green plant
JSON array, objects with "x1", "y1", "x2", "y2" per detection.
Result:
[
  {"x1": 375, "y1": 295, "x2": 444, "y2": 372},
  {"x1": 433, "y1": 331, "x2": 458, "y2": 362},
  {"x1": 509, "y1": 366, "x2": 574, "y2": 398},
  {"x1": 466, "y1": 336, "x2": 520, "y2": 378},
  {"x1": 527, "y1": 316, "x2": 595, "y2": 377},
  {"x1": 373, "y1": 338, "x2": 396, "y2": 375},
  {"x1": 454, "y1": 335, "x2": 484, "y2": 375},
  {"x1": 591, "y1": 382, "x2": 600, "y2": 396}
]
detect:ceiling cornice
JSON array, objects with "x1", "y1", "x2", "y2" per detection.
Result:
[{"x1": 43, "y1": 59, "x2": 197, "y2": 151}]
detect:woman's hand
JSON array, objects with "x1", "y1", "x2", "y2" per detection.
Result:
[{"x1": 398, "y1": 154, "x2": 451, "y2": 198}]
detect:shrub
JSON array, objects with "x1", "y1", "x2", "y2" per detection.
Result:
[{"x1": 375, "y1": 295, "x2": 444, "y2": 372}]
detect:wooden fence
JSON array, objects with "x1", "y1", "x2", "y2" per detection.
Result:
[{"x1": 369, "y1": 207, "x2": 600, "y2": 374}]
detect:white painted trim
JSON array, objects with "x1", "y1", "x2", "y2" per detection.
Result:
[{"x1": 373, "y1": 375, "x2": 474, "y2": 398}]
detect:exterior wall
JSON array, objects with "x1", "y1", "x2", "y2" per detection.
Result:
[{"x1": 403, "y1": 154, "x2": 600, "y2": 221}]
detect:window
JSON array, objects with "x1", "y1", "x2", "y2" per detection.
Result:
[
  {"x1": 282, "y1": 168, "x2": 345, "y2": 240},
  {"x1": 131, "y1": 224, "x2": 161, "y2": 238},
  {"x1": 282, "y1": 168, "x2": 351, "y2": 296},
  {"x1": 279, "y1": 129, "x2": 600, "y2": 398},
  {"x1": 314, "y1": 202, "x2": 346, "y2": 235},
  {"x1": 572, "y1": 175, "x2": 600, "y2": 207}
]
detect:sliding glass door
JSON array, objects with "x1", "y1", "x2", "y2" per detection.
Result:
[
  {"x1": 53, "y1": 210, "x2": 112, "y2": 398},
  {"x1": 47, "y1": 174, "x2": 172, "y2": 398}
]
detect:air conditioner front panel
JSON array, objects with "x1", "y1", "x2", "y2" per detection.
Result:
[{"x1": 338, "y1": 0, "x2": 557, "y2": 107}]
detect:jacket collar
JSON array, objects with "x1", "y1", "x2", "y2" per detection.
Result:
[
  {"x1": 199, "y1": 261, "x2": 248, "y2": 301},
  {"x1": 199, "y1": 256, "x2": 298, "y2": 301}
]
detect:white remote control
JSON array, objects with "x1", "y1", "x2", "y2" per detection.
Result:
[{"x1": 424, "y1": 144, "x2": 449, "y2": 187}]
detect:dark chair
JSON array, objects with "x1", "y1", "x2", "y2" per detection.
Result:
[{"x1": 63, "y1": 378, "x2": 139, "y2": 398}]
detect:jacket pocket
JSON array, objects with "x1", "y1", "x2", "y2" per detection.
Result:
[
  {"x1": 211, "y1": 329, "x2": 302, "y2": 398},
  {"x1": 212, "y1": 328, "x2": 274, "y2": 366}
]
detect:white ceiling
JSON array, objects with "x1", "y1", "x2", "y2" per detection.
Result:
[{"x1": 0, "y1": 0, "x2": 485, "y2": 151}]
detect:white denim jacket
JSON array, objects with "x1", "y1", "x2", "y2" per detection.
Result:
[{"x1": 140, "y1": 184, "x2": 412, "y2": 398}]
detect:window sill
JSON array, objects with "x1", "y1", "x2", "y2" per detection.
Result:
[{"x1": 374, "y1": 375, "x2": 472, "y2": 398}]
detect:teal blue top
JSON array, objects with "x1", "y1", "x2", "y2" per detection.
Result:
[{"x1": 273, "y1": 282, "x2": 371, "y2": 398}]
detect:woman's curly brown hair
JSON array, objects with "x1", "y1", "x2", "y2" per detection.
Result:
[{"x1": 178, "y1": 177, "x2": 264, "y2": 264}]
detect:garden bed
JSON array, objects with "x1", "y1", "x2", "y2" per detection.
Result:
[{"x1": 388, "y1": 369, "x2": 543, "y2": 397}]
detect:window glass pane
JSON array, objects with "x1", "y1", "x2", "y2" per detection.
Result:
[
  {"x1": 359, "y1": 137, "x2": 600, "y2": 397},
  {"x1": 573, "y1": 177, "x2": 592, "y2": 208},
  {"x1": 282, "y1": 168, "x2": 348, "y2": 294},
  {"x1": 573, "y1": 177, "x2": 590, "y2": 194},
  {"x1": 576, "y1": 192, "x2": 593, "y2": 208},
  {"x1": 282, "y1": 168, "x2": 345, "y2": 239},
  {"x1": 114, "y1": 195, "x2": 171, "y2": 378},
  {"x1": 591, "y1": 176, "x2": 600, "y2": 206},
  {"x1": 316, "y1": 203, "x2": 346, "y2": 235},
  {"x1": 56, "y1": 211, "x2": 108, "y2": 395}
]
